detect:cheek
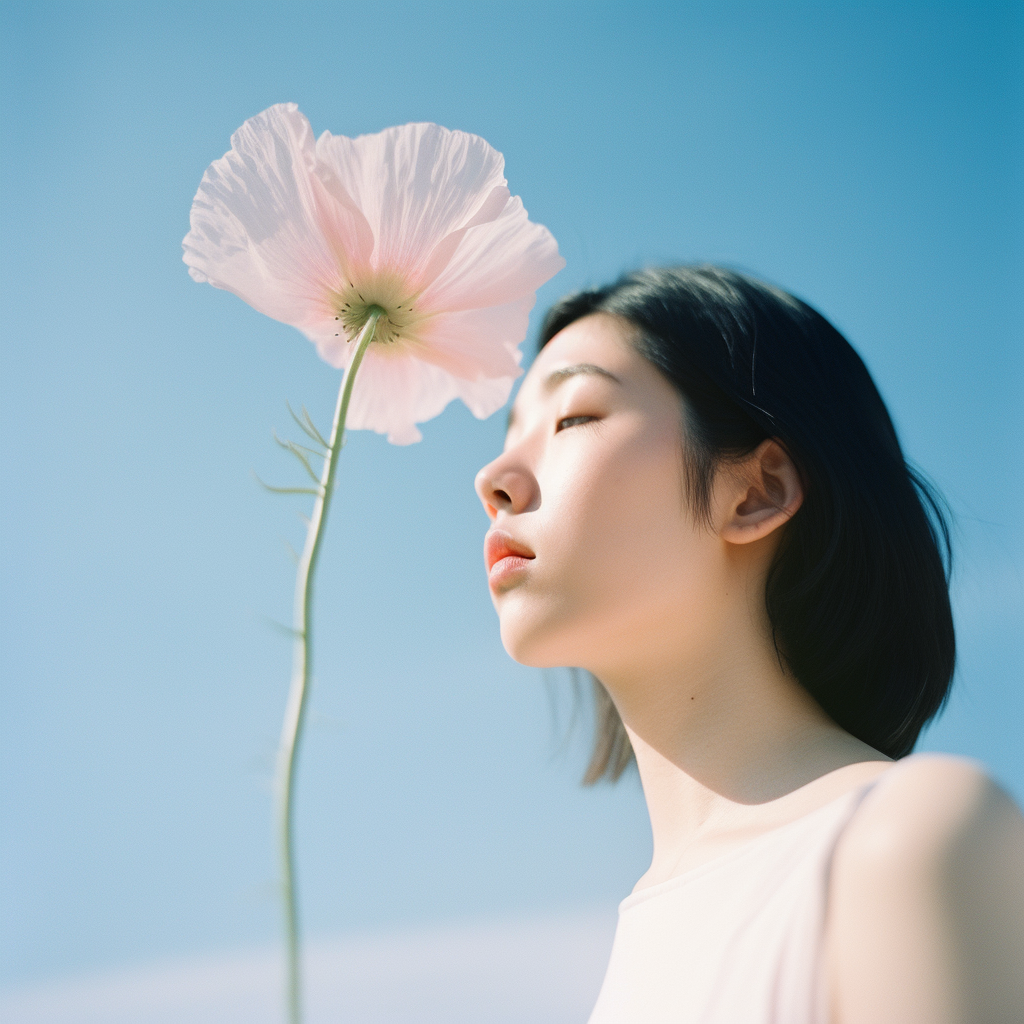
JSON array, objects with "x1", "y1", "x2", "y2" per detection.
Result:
[
  {"x1": 559, "y1": 447, "x2": 697, "y2": 609},
  {"x1": 498, "y1": 425, "x2": 711, "y2": 667}
]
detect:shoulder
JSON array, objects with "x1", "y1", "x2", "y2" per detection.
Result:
[
  {"x1": 836, "y1": 753, "x2": 1023, "y2": 874},
  {"x1": 826, "y1": 755, "x2": 1024, "y2": 1023}
]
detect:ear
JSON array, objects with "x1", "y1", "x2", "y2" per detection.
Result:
[{"x1": 720, "y1": 439, "x2": 804, "y2": 545}]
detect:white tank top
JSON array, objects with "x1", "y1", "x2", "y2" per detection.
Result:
[{"x1": 587, "y1": 779, "x2": 877, "y2": 1024}]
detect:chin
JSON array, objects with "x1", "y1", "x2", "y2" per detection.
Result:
[
  {"x1": 496, "y1": 594, "x2": 595, "y2": 669},
  {"x1": 499, "y1": 618, "x2": 558, "y2": 668}
]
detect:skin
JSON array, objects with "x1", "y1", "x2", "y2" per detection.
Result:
[{"x1": 475, "y1": 312, "x2": 1024, "y2": 1023}]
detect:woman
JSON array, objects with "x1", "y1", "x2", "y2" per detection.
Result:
[{"x1": 475, "y1": 267, "x2": 1024, "y2": 1023}]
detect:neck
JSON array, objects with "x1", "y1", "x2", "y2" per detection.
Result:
[{"x1": 593, "y1": 597, "x2": 887, "y2": 878}]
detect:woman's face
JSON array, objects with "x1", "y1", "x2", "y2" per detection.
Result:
[{"x1": 475, "y1": 313, "x2": 729, "y2": 677}]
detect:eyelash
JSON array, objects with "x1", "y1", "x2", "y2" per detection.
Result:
[{"x1": 556, "y1": 415, "x2": 597, "y2": 432}]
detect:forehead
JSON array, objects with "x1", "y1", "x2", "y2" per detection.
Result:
[{"x1": 514, "y1": 313, "x2": 638, "y2": 407}]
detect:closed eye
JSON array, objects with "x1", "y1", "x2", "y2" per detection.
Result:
[{"x1": 556, "y1": 415, "x2": 598, "y2": 432}]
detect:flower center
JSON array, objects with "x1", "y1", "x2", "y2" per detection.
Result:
[{"x1": 330, "y1": 274, "x2": 426, "y2": 346}]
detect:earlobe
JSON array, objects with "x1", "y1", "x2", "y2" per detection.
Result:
[{"x1": 721, "y1": 440, "x2": 804, "y2": 545}]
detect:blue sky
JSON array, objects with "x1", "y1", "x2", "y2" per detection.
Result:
[{"x1": 1, "y1": 1, "x2": 1021, "y2": 1016}]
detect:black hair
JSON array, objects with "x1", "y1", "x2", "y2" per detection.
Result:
[{"x1": 539, "y1": 266, "x2": 955, "y2": 782}]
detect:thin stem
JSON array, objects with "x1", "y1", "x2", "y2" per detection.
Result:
[{"x1": 273, "y1": 309, "x2": 382, "y2": 1024}]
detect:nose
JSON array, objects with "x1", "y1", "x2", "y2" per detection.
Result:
[{"x1": 474, "y1": 453, "x2": 538, "y2": 519}]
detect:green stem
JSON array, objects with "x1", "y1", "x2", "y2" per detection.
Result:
[{"x1": 273, "y1": 308, "x2": 382, "y2": 1024}]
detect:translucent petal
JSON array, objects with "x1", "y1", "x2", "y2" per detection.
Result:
[
  {"x1": 186, "y1": 108, "x2": 566, "y2": 445},
  {"x1": 183, "y1": 104, "x2": 367, "y2": 329},
  {"x1": 343, "y1": 348, "x2": 462, "y2": 445},
  {"x1": 408, "y1": 295, "x2": 534, "y2": 381},
  {"x1": 315, "y1": 124, "x2": 508, "y2": 284},
  {"x1": 453, "y1": 371, "x2": 521, "y2": 420},
  {"x1": 412, "y1": 184, "x2": 510, "y2": 292},
  {"x1": 419, "y1": 196, "x2": 565, "y2": 313},
  {"x1": 342, "y1": 340, "x2": 519, "y2": 443},
  {"x1": 303, "y1": 291, "x2": 531, "y2": 402}
]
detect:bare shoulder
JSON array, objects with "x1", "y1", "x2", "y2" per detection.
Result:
[
  {"x1": 836, "y1": 753, "x2": 1024, "y2": 872},
  {"x1": 827, "y1": 755, "x2": 1024, "y2": 1024},
  {"x1": 839, "y1": 757, "x2": 1024, "y2": 868}
]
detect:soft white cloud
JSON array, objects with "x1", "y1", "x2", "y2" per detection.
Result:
[{"x1": 0, "y1": 909, "x2": 617, "y2": 1024}]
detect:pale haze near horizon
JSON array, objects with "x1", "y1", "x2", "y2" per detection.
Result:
[{"x1": 1, "y1": 2, "x2": 1021, "y2": 1018}]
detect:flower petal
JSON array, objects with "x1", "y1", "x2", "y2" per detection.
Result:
[
  {"x1": 310, "y1": 160, "x2": 376, "y2": 277},
  {"x1": 418, "y1": 196, "x2": 565, "y2": 313},
  {"x1": 413, "y1": 184, "x2": 510, "y2": 291},
  {"x1": 407, "y1": 294, "x2": 534, "y2": 381},
  {"x1": 343, "y1": 348, "x2": 461, "y2": 444},
  {"x1": 453, "y1": 372, "x2": 521, "y2": 421},
  {"x1": 315, "y1": 123, "x2": 508, "y2": 280},
  {"x1": 304, "y1": 292, "x2": 532, "y2": 386},
  {"x1": 183, "y1": 104, "x2": 366, "y2": 329},
  {"x1": 187, "y1": 109, "x2": 564, "y2": 446},
  {"x1": 343, "y1": 343, "x2": 519, "y2": 444}
]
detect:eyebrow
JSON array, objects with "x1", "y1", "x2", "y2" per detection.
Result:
[
  {"x1": 542, "y1": 363, "x2": 622, "y2": 391},
  {"x1": 507, "y1": 363, "x2": 621, "y2": 431}
]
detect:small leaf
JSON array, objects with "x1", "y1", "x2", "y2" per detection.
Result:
[
  {"x1": 252, "y1": 470, "x2": 322, "y2": 497},
  {"x1": 272, "y1": 431, "x2": 322, "y2": 485},
  {"x1": 263, "y1": 615, "x2": 304, "y2": 640},
  {"x1": 287, "y1": 401, "x2": 329, "y2": 449},
  {"x1": 272, "y1": 430, "x2": 323, "y2": 458}
]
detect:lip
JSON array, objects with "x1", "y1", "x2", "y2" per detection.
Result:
[{"x1": 484, "y1": 529, "x2": 535, "y2": 586}]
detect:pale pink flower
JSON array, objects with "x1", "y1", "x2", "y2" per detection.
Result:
[{"x1": 183, "y1": 104, "x2": 564, "y2": 443}]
